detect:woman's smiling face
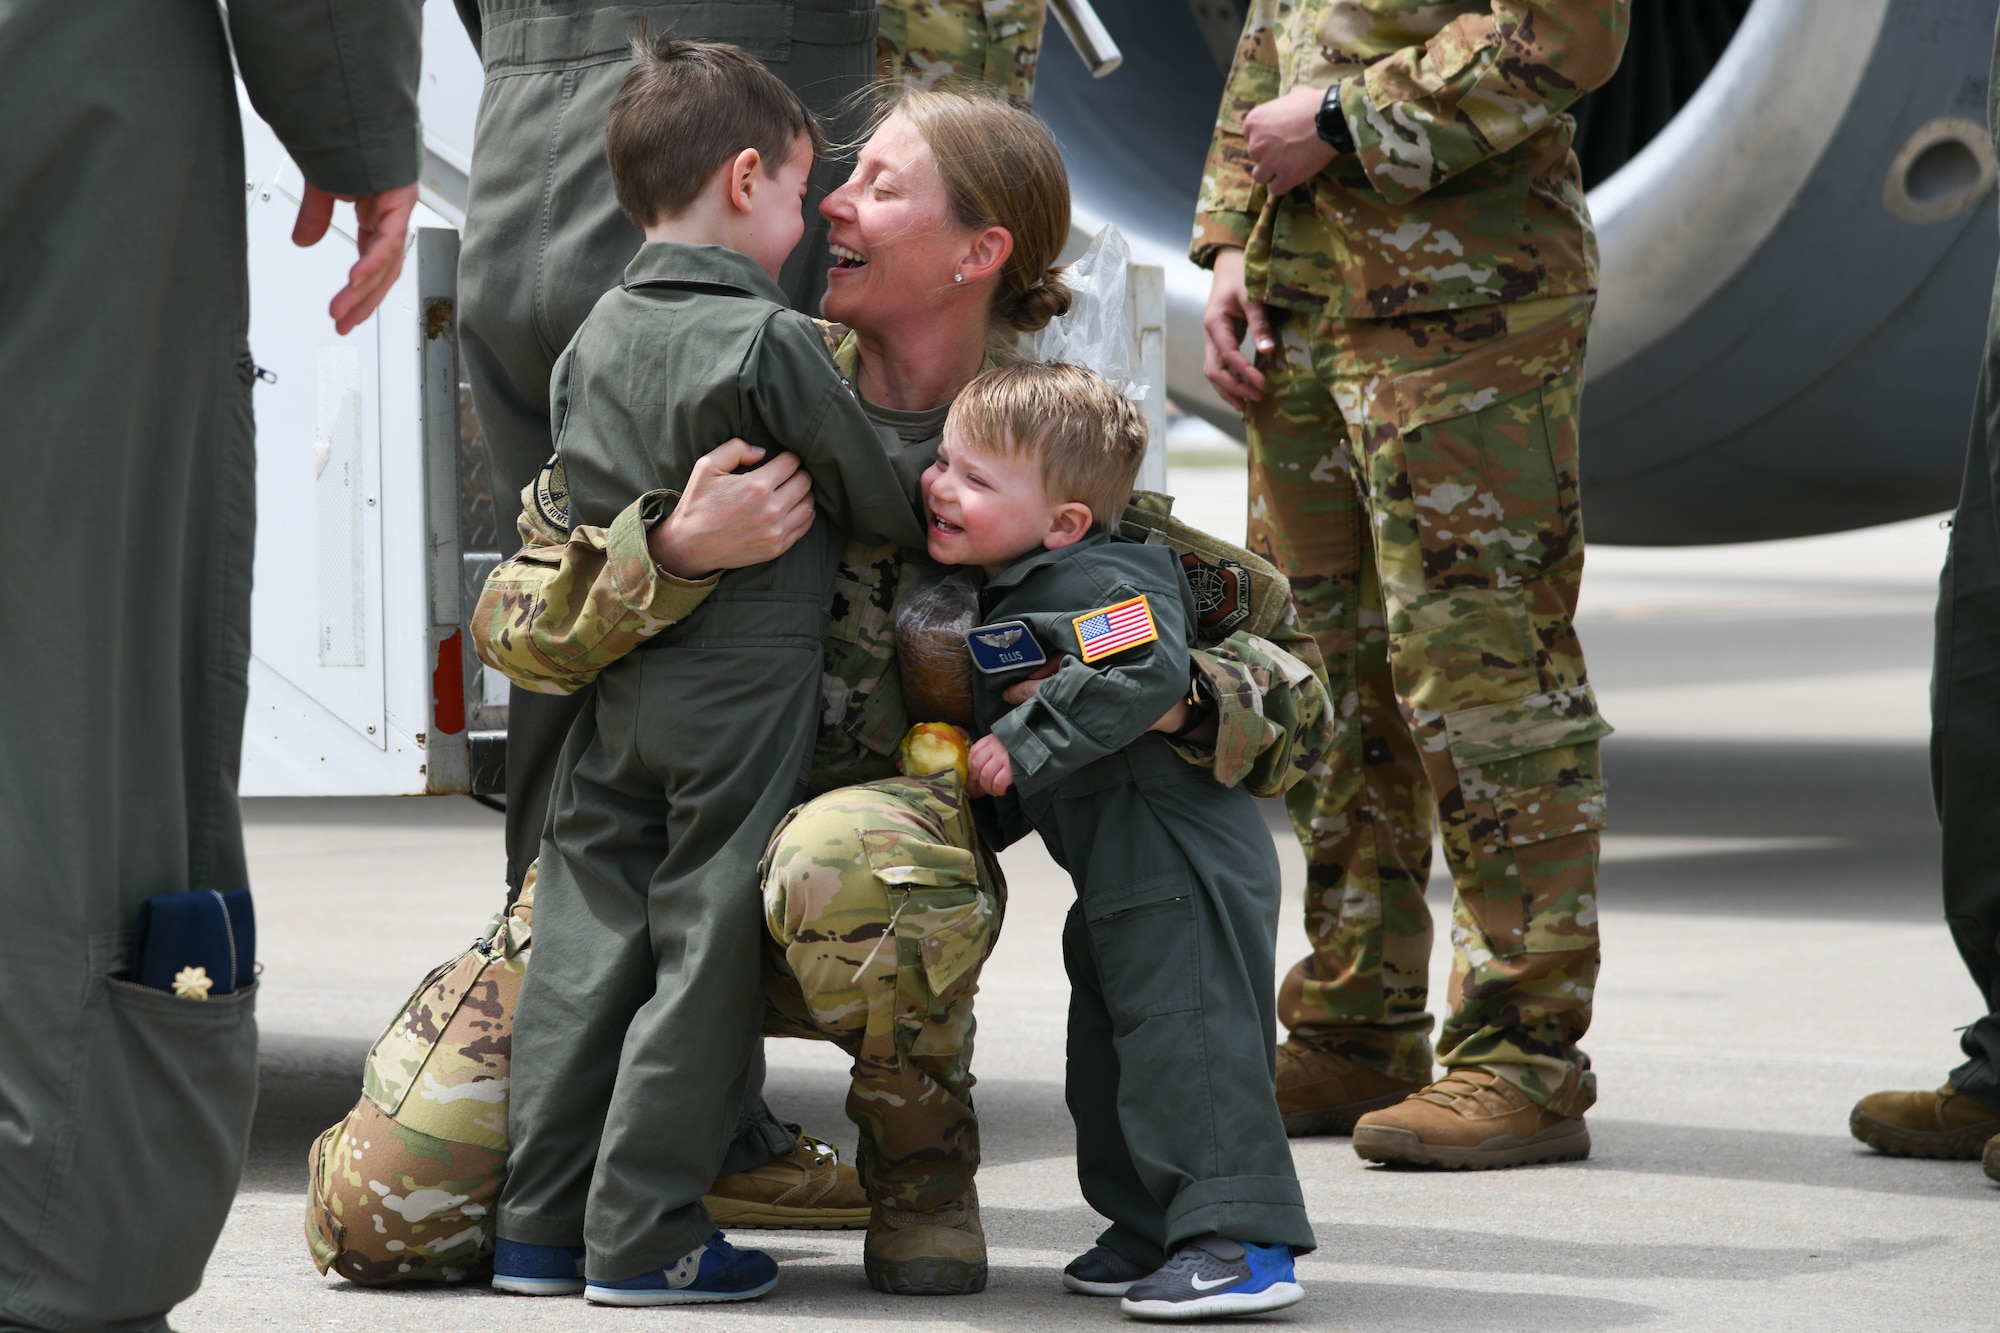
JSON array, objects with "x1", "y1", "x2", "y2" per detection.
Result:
[{"x1": 819, "y1": 111, "x2": 971, "y2": 329}]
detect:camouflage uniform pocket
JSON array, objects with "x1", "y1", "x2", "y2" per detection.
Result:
[{"x1": 864, "y1": 830, "x2": 994, "y2": 1005}]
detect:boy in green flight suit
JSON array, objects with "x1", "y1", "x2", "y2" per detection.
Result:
[
  {"x1": 493, "y1": 35, "x2": 926, "y2": 1306},
  {"x1": 923, "y1": 363, "x2": 1313, "y2": 1322}
]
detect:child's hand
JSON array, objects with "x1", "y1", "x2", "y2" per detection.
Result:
[{"x1": 967, "y1": 733, "x2": 1014, "y2": 797}]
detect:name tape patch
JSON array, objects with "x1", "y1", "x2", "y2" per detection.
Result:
[
  {"x1": 965, "y1": 619, "x2": 1048, "y2": 675},
  {"x1": 1073, "y1": 595, "x2": 1159, "y2": 663}
]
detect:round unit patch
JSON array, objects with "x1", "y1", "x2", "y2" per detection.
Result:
[{"x1": 1180, "y1": 551, "x2": 1252, "y2": 637}]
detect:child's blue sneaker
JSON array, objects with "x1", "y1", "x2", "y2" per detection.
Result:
[
  {"x1": 1118, "y1": 1236, "x2": 1303, "y2": 1321},
  {"x1": 491, "y1": 1238, "x2": 586, "y2": 1295},
  {"x1": 584, "y1": 1232, "x2": 779, "y2": 1306}
]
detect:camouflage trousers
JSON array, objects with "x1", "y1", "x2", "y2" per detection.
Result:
[
  {"x1": 759, "y1": 772, "x2": 1002, "y2": 1212},
  {"x1": 1247, "y1": 294, "x2": 1610, "y2": 1114},
  {"x1": 876, "y1": 0, "x2": 1047, "y2": 108}
]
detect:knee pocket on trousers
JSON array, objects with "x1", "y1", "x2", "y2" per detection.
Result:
[
  {"x1": 1084, "y1": 874, "x2": 1200, "y2": 1031},
  {"x1": 16, "y1": 976, "x2": 259, "y2": 1324}
]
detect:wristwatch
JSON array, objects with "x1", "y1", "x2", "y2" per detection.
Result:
[{"x1": 1315, "y1": 82, "x2": 1356, "y2": 154}]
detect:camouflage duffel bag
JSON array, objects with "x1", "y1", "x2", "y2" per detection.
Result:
[{"x1": 305, "y1": 878, "x2": 532, "y2": 1284}]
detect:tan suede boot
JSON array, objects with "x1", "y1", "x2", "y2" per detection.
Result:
[
  {"x1": 1276, "y1": 1040, "x2": 1425, "y2": 1137},
  {"x1": 1352, "y1": 1067, "x2": 1589, "y2": 1169},
  {"x1": 1849, "y1": 1085, "x2": 2000, "y2": 1159},
  {"x1": 863, "y1": 1187, "x2": 987, "y2": 1295},
  {"x1": 702, "y1": 1134, "x2": 869, "y2": 1229},
  {"x1": 1982, "y1": 1133, "x2": 2000, "y2": 1181}
]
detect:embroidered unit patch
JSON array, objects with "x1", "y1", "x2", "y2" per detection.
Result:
[
  {"x1": 1072, "y1": 595, "x2": 1158, "y2": 663},
  {"x1": 965, "y1": 619, "x2": 1047, "y2": 674}
]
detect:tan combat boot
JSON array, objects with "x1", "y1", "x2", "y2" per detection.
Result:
[
  {"x1": 702, "y1": 1134, "x2": 869, "y2": 1229},
  {"x1": 1849, "y1": 1085, "x2": 2000, "y2": 1159},
  {"x1": 863, "y1": 1186, "x2": 987, "y2": 1295},
  {"x1": 1352, "y1": 1067, "x2": 1589, "y2": 1169},
  {"x1": 1276, "y1": 1039, "x2": 1425, "y2": 1137},
  {"x1": 1983, "y1": 1134, "x2": 2000, "y2": 1181}
]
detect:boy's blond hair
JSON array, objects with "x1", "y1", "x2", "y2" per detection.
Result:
[{"x1": 946, "y1": 362, "x2": 1147, "y2": 530}]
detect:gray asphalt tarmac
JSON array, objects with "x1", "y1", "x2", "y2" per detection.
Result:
[{"x1": 172, "y1": 492, "x2": 1994, "y2": 1331}]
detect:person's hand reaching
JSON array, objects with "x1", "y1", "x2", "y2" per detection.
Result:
[{"x1": 292, "y1": 183, "x2": 421, "y2": 335}]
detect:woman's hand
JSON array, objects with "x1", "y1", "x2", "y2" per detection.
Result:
[
  {"x1": 1150, "y1": 698, "x2": 1219, "y2": 747},
  {"x1": 1202, "y1": 248, "x2": 1273, "y2": 411},
  {"x1": 646, "y1": 439, "x2": 815, "y2": 578}
]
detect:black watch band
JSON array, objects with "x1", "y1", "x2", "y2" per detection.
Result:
[{"x1": 1315, "y1": 82, "x2": 1355, "y2": 154}]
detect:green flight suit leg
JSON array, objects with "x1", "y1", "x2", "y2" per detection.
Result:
[
  {"x1": 1041, "y1": 741, "x2": 1315, "y2": 1270},
  {"x1": 0, "y1": 1, "x2": 417, "y2": 1327},
  {"x1": 1935, "y1": 261, "x2": 2000, "y2": 1098},
  {"x1": 500, "y1": 630, "x2": 825, "y2": 1280}
]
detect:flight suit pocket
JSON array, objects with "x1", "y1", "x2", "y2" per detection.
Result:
[
  {"x1": 25, "y1": 976, "x2": 259, "y2": 1321},
  {"x1": 1084, "y1": 872, "x2": 1200, "y2": 1032}
]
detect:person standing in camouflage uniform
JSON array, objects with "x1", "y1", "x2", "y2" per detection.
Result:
[{"x1": 1194, "y1": 0, "x2": 1627, "y2": 1168}]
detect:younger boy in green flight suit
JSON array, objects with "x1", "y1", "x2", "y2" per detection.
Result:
[
  {"x1": 922, "y1": 362, "x2": 1314, "y2": 1322},
  {"x1": 493, "y1": 34, "x2": 927, "y2": 1307}
]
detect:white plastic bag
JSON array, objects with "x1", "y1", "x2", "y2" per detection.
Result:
[{"x1": 1031, "y1": 223, "x2": 1148, "y2": 402}]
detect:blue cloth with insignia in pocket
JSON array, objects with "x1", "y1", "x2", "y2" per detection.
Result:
[{"x1": 131, "y1": 889, "x2": 255, "y2": 995}]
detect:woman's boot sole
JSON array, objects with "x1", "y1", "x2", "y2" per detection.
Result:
[
  {"x1": 1353, "y1": 1118, "x2": 1591, "y2": 1169},
  {"x1": 864, "y1": 1255, "x2": 988, "y2": 1295}
]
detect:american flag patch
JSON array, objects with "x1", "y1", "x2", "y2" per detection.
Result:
[{"x1": 1072, "y1": 595, "x2": 1159, "y2": 663}]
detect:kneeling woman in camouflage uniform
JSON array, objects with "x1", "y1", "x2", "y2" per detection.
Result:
[{"x1": 476, "y1": 89, "x2": 1331, "y2": 1296}]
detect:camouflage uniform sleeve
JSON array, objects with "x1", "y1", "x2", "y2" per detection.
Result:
[
  {"x1": 470, "y1": 490, "x2": 720, "y2": 695},
  {"x1": 1175, "y1": 610, "x2": 1334, "y2": 798},
  {"x1": 1340, "y1": 0, "x2": 1628, "y2": 206},
  {"x1": 1190, "y1": 0, "x2": 1280, "y2": 268}
]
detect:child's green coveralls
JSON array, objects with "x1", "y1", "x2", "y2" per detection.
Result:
[
  {"x1": 500, "y1": 242, "x2": 926, "y2": 1281},
  {"x1": 973, "y1": 533, "x2": 1316, "y2": 1269}
]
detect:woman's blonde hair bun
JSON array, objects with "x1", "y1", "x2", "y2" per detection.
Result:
[{"x1": 999, "y1": 266, "x2": 1074, "y2": 334}]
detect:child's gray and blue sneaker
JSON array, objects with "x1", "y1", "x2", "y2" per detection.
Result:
[
  {"x1": 1119, "y1": 1236, "x2": 1303, "y2": 1321},
  {"x1": 1062, "y1": 1244, "x2": 1153, "y2": 1296},
  {"x1": 491, "y1": 1239, "x2": 586, "y2": 1295},
  {"x1": 584, "y1": 1232, "x2": 778, "y2": 1306}
]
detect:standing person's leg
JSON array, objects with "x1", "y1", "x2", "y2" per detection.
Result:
[
  {"x1": 1849, "y1": 278, "x2": 2000, "y2": 1159},
  {"x1": 774, "y1": 0, "x2": 879, "y2": 315},
  {"x1": 1337, "y1": 297, "x2": 1610, "y2": 1167},
  {"x1": 1245, "y1": 309, "x2": 1437, "y2": 1130},
  {"x1": 0, "y1": 6, "x2": 258, "y2": 1326}
]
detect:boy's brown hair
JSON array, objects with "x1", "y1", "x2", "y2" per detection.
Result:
[
  {"x1": 947, "y1": 362, "x2": 1148, "y2": 530},
  {"x1": 606, "y1": 31, "x2": 826, "y2": 229}
]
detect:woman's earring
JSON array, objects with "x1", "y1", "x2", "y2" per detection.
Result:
[{"x1": 953, "y1": 272, "x2": 965, "y2": 284}]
